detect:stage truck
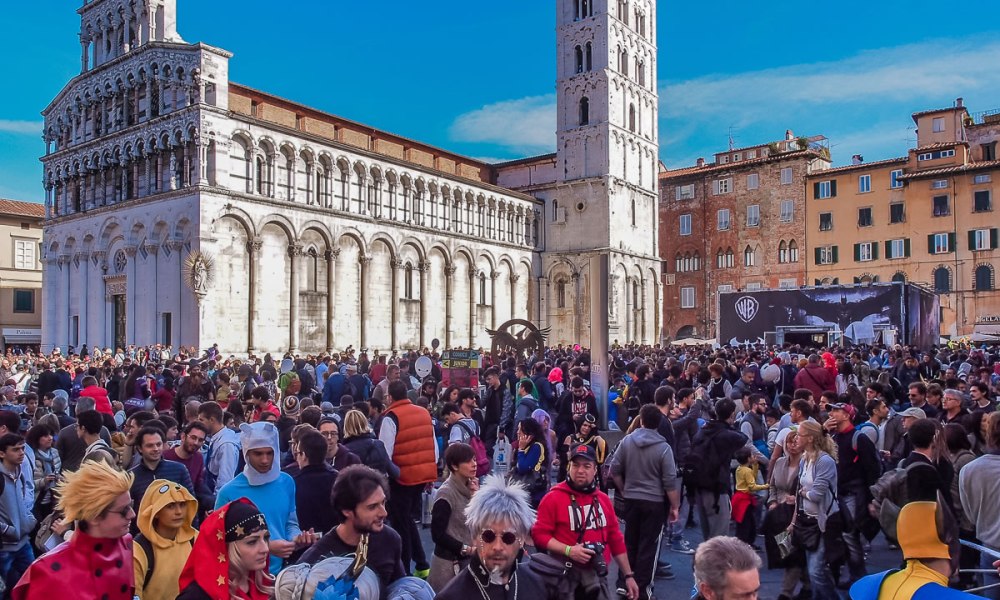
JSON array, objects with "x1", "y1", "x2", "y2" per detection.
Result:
[{"x1": 718, "y1": 282, "x2": 939, "y2": 348}]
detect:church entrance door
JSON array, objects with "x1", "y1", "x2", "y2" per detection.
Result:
[{"x1": 113, "y1": 294, "x2": 127, "y2": 350}]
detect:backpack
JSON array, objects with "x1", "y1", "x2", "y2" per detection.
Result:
[
  {"x1": 456, "y1": 421, "x2": 491, "y2": 477},
  {"x1": 681, "y1": 427, "x2": 726, "y2": 498},
  {"x1": 134, "y1": 532, "x2": 194, "y2": 589},
  {"x1": 869, "y1": 460, "x2": 938, "y2": 544},
  {"x1": 285, "y1": 373, "x2": 302, "y2": 396}
]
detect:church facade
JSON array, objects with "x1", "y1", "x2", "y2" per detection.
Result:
[{"x1": 40, "y1": 0, "x2": 661, "y2": 355}]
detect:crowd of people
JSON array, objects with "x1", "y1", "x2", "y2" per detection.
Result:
[{"x1": 0, "y1": 339, "x2": 998, "y2": 599}]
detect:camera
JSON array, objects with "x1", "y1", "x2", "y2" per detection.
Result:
[{"x1": 582, "y1": 542, "x2": 607, "y2": 577}]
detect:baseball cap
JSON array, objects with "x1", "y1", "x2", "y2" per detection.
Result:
[
  {"x1": 828, "y1": 403, "x2": 856, "y2": 420},
  {"x1": 898, "y1": 407, "x2": 927, "y2": 420},
  {"x1": 568, "y1": 444, "x2": 597, "y2": 463}
]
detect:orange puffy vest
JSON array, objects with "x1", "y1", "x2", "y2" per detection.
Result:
[{"x1": 384, "y1": 400, "x2": 438, "y2": 485}]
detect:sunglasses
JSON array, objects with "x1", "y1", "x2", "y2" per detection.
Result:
[
  {"x1": 106, "y1": 504, "x2": 135, "y2": 519},
  {"x1": 480, "y1": 529, "x2": 519, "y2": 545}
]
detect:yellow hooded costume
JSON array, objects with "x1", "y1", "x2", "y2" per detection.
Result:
[{"x1": 132, "y1": 478, "x2": 198, "y2": 600}]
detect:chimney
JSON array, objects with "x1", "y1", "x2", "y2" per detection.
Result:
[
  {"x1": 785, "y1": 130, "x2": 795, "y2": 141},
  {"x1": 956, "y1": 97, "x2": 964, "y2": 108},
  {"x1": 851, "y1": 154, "x2": 864, "y2": 165},
  {"x1": 696, "y1": 157, "x2": 705, "y2": 168}
]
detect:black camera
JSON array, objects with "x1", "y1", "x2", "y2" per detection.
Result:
[{"x1": 582, "y1": 542, "x2": 607, "y2": 577}]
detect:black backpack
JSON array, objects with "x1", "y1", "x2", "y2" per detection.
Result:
[
  {"x1": 681, "y1": 427, "x2": 725, "y2": 498},
  {"x1": 134, "y1": 532, "x2": 194, "y2": 589}
]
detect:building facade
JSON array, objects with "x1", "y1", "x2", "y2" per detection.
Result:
[
  {"x1": 0, "y1": 200, "x2": 44, "y2": 351},
  {"x1": 806, "y1": 100, "x2": 1000, "y2": 338},
  {"x1": 658, "y1": 132, "x2": 830, "y2": 340},
  {"x1": 39, "y1": 0, "x2": 661, "y2": 354}
]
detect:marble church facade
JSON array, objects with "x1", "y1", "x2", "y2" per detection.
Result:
[{"x1": 40, "y1": 0, "x2": 661, "y2": 355}]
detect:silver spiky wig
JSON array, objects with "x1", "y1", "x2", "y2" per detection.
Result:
[{"x1": 464, "y1": 474, "x2": 536, "y2": 537}]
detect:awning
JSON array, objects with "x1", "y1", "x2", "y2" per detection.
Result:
[
  {"x1": 2, "y1": 334, "x2": 41, "y2": 344},
  {"x1": 972, "y1": 323, "x2": 1000, "y2": 339}
]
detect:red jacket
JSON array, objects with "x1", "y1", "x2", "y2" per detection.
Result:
[
  {"x1": 13, "y1": 529, "x2": 133, "y2": 600},
  {"x1": 79, "y1": 385, "x2": 114, "y2": 416},
  {"x1": 531, "y1": 481, "x2": 626, "y2": 565}
]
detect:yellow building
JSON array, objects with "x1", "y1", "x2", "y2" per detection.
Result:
[
  {"x1": 0, "y1": 199, "x2": 44, "y2": 351},
  {"x1": 806, "y1": 100, "x2": 1000, "y2": 338}
]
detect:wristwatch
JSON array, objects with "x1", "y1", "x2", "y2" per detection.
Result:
[{"x1": 623, "y1": 573, "x2": 635, "y2": 579}]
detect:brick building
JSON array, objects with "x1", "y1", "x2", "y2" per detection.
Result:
[{"x1": 659, "y1": 132, "x2": 830, "y2": 340}]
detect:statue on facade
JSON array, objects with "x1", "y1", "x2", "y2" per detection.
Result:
[{"x1": 182, "y1": 251, "x2": 215, "y2": 302}]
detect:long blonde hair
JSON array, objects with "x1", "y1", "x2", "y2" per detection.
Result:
[
  {"x1": 797, "y1": 421, "x2": 838, "y2": 463},
  {"x1": 228, "y1": 539, "x2": 274, "y2": 599}
]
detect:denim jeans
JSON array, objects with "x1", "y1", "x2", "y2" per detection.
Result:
[
  {"x1": 979, "y1": 552, "x2": 1000, "y2": 600},
  {"x1": 0, "y1": 542, "x2": 35, "y2": 594},
  {"x1": 805, "y1": 537, "x2": 841, "y2": 600}
]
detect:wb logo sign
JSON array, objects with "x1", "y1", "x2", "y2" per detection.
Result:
[{"x1": 735, "y1": 296, "x2": 759, "y2": 323}]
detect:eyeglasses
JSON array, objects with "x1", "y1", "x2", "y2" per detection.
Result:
[
  {"x1": 321, "y1": 432, "x2": 339, "y2": 439},
  {"x1": 106, "y1": 504, "x2": 135, "y2": 519},
  {"x1": 480, "y1": 529, "x2": 519, "y2": 545}
]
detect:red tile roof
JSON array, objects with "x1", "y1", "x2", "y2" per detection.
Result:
[
  {"x1": 661, "y1": 150, "x2": 821, "y2": 179},
  {"x1": 912, "y1": 141, "x2": 966, "y2": 153},
  {"x1": 809, "y1": 157, "x2": 907, "y2": 176},
  {"x1": 898, "y1": 160, "x2": 1000, "y2": 180},
  {"x1": 0, "y1": 199, "x2": 44, "y2": 219},
  {"x1": 911, "y1": 106, "x2": 966, "y2": 121}
]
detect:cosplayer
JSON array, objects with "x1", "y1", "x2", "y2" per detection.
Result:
[
  {"x1": 133, "y1": 478, "x2": 199, "y2": 600},
  {"x1": 12, "y1": 460, "x2": 135, "y2": 600},
  {"x1": 436, "y1": 474, "x2": 547, "y2": 600},
  {"x1": 177, "y1": 498, "x2": 274, "y2": 600}
]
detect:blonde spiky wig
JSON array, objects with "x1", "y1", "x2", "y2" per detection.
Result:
[{"x1": 56, "y1": 459, "x2": 134, "y2": 522}]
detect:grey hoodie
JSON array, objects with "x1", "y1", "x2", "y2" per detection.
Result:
[
  {"x1": 609, "y1": 427, "x2": 677, "y2": 504},
  {"x1": 0, "y1": 462, "x2": 36, "y2": 551}
]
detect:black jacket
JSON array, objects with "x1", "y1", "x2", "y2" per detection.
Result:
[
  {"x1": 437, "y1": 556, "x2": 550, "y2": 600},
  {"x1": 342, "y1": 433, "x2": 399, "y2": 480},
  {"x1": 293, "y1": 463, "x2": 339, "y2": 534},
  {"x1": 690, "y1": 420, "x2": 748, "y2": 494}
]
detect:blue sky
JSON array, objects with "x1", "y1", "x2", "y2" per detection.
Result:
[{"x1": 3, "y1": 1, "x2": 1000, "y2": 203}]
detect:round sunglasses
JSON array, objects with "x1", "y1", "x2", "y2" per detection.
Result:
[{"x1": 480, "y1": 529, "x2": 519, "y2": 545}]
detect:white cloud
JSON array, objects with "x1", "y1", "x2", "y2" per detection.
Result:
[
  {"x1": 449, "y1": 94, "x2": 556, "y2": 154},
  {"x1": 0, "y1": 120, "x2": 43, "y2": 135}
]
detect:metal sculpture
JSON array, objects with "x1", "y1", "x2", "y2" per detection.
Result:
[{"x1": 486, "y1": 319, "x2": 550, "y2": 363}]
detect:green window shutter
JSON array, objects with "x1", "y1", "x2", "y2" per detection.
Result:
[
  {"x1": 970, "y1": 230, "x2": 978, "y2": 251},
  {"x1": 813, "y1": 182, "x2": 820, "y2": 199},
  {"x1": 949, "y1": 233, "x2": 956, "y2": 253},
  {"x1": 873, "y1": 243, "x2": 880, "y2": 260},
  {"x1": 854, "y1": 243, "x2": 861, "y2": 261},
  {"x1": 830, "y1": 180, "x2": 838, "y2": 197},
  {"x1": 928, "y1": 234, "x2": 935, "y2": 254},
  {"x1": 885, "y1": 240, "x2": 892, "y2": 259},
  {"x1": 832, "y1": 246, "x2": 839, "y2": 263},
  {"x1": 992, "y1": 228, "x2": 999, "y2": 249},
  {"x1": 904, "y1": 238, "x2": 911, "y2": 257},
  {"x1": 815, "y1": 247, "x2": 822, "y2": 264}
]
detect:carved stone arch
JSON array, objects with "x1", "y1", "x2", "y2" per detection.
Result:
[
  {"x1": 297, "y1": 221, "x2": 334, "y2": 249},
  {"x1": 257, "y1": 136, "x2": 277, "y2": 156},
  {"x1": 256, "y1": 213, "x2": 296, "y2": 242},
  {"x1": 151, "y1": 219, "x2": 171, "y2": 245},
  {"x1": 231, "y1": 129, "x2": 254, "y2": 148},
  {"x1": 278, "y1": 141, "x2": 296, "y2": 161},
  {"x1": 428, "y1": 243, "x2": 452, "y2": 267},
  {"x1": 128, "y1": 221, "x2": 147, "y2": 248},
  {"x1": 82, "y1": 233, "x2": 96, "y2": 254},
  {"x1": 477, "y1": 252, "x2": 497, "y2": 273},
  {"x1": 369, "y1": 164, "x2": 384, "y2": 183},
  {"x1": 298, "y1": 146, "x2": 316, "y2": 165},
  {"x1": 173, "y1": 216, "x2": 193, "y2": 244},
  {"x1": 367, "y1": 233, "x2": 399, "y2": 260},
  {"x1": 546, "y1": 258, "x2": 578, "y2": 280},
  {"x1": 454, "y1": 246, "x2": 477, "y2": 271},
  {"x1": 399, "y1": 238, "x2": 428, "y2": 262},
  {"x1": 98, "y1": 216, "x2": 125, "y2": 251},
  {"x1": 336, "y1": 229, "x2": 366, "y2": 254},
  {"x1": 415, "y1": 176, "x2": 427, "y2": 192},
  {"x1": 211, "y1": 206, "x2": 257, "y2": 239},
  {"x1": 428, "y1": 180, "x2": 440, "y2": 195}
]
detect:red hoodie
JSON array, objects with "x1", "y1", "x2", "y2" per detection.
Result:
[
  {"x1": 79, "y1": 385, "x2": 113, "y2": 416},
  {"x1": 531, "y1": 480, "x2": 626, "y2": 565}
]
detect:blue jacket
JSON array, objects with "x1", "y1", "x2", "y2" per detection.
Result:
[
  {"x1": 322, "y1": 373, "x2": 348, "y2": 406},
  {"x1": 128, "y1": 458, "x2": 195, "y2": 519}
]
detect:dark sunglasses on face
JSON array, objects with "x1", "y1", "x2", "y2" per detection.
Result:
[{"x1": 480, "y1": 529, "x2": 519, "y2": 545}]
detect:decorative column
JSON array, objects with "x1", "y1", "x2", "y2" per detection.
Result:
[
  {"x1": 640, "y1": 279, "x2": 647, "y2": 344},
  {"x1": 143, "y1": 242, "x2": 159, "y2": 340},
  {"x1": 245, "y1": 238, "x2": 262, "y2": 353},
  {"x1": 490, "y1": 270, "x2": 499, "y2": 330},
  {"x1": 288, "y1": 243, "x2": 302, "y2": 354},
  {"x1": 572, "y1": 271, "x2": 582, "y2": 343},
  {"x1": 125, "y1": 246, "x2": 138, "y2": 344},
  {"x1": 324, "y1": 248, "x2": 340, "y2": 352},
  {"x1": 418, "y1": 260, "x2": 430, "y2": 348},
  {"x1": 359, "y1": 255, "x2": 371, "y2": 349},
  {"x1": 76, "y1": 252, "x2": 90, "y2": 346},
  {"x1": 40, "y1": 258, "x2": 57, "y2": 353},
  {"x1": 91, "y1": 252, "x2": 107, "y2": 348},
  {"x1": 55, "y1": 255, "x2": 70, "y2": 350},
  {"x1": 537, "y1": 276, "x2": 549, "y2": 331},
  {"x1": 468, "y1": 268, "x2": 477, "y2": 348},
  {"x1": 509, "y1": 274, "x2": 520, "y2": 320},
  {"x1": 444, "y1": 264, "x2": 455, "y2": 349},
  {"x1": 389, "y1": 258, "x2": 401, "y2": 351},
  {"x1": 167, "y1": 240, "x2": 185, "y2": 347}
]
